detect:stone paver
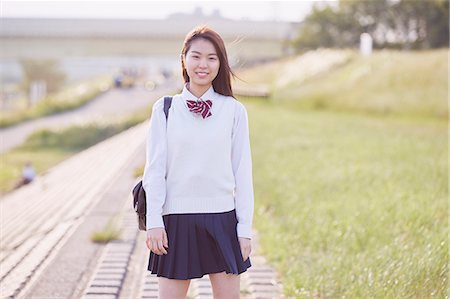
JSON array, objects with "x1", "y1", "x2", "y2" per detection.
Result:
[
  {"x1": 80, "y1": 201, "x2": 139, "y2": 299},
  {"x1": 129, "y1": 231, "x2": 282, "y2": 299},
  {"x1": 78, "y1": 188, "x2": 285, "y2": 299}
]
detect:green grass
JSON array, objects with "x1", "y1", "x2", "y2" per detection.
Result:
[
  {"x1": 134, "y1": 165, "x2": 144, "y2": 178},
  {"x1": 0, "y1": 107, "x2": 151, "y2": 195},
  {"x1": 238, "y1": 49, "x2": 448, "y2": 120},
  {"x1": 90, "y1": 214, "x2": 122, "y2": 243},
  {"x1": 0, "y1": 148, "x2": 74, "y2": 193},
  {"x1": 240, "y1": 97, "x2": 447, "y2": 298},
  {"x1": 0, "y1": 76, "x2": 111, "y2": 128}
]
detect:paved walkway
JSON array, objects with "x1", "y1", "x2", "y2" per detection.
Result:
[
  {"x1": 0, "y1": 122, "x2": 148, "y2": 298},
  {"x1": 0, "y1": 120, "x2": 285, "y2": 299},
  {"x1": 0, "y1": 82, "x2": 178, "y2": 153}
]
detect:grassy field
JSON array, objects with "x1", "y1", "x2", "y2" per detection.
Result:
[
  {"x1": 243, "y1": 99, "x2": 446, "y2": 298},
  {"x1": 236, "y1": 49, "x2": 447, "y2": 298}
]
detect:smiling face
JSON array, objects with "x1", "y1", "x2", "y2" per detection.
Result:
[{"x1": 183, "y1": 38, "x2": 220, "y2": 93}]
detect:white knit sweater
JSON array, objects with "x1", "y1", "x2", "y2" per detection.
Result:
[{"x1": 142, "y1": 84, "x2": 254, "y2": 239}]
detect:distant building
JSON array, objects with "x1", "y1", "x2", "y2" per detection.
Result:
[
  {"x1": 0, "y1": 14, "x2": 300, "y2": 61},
  {"x1": 0, "y1": 13, "x2": 301, "y2": 83}
]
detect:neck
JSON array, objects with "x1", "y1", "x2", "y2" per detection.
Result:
[{"x1": 187, "y1": 82, "x2": 211, "y2": 98}]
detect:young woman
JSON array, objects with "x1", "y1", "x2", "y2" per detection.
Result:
[{"x1": 143, "y1": 25, "x2": 254, "y2": 299}]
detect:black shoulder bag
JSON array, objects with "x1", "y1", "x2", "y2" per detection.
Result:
[{"x1": 133, "y1": 96, "x2": 172, "y2": 231}]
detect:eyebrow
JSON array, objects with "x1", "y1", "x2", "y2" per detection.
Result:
[{"x1": 190, "y1": 51, "x2": 218, "y2": 56}]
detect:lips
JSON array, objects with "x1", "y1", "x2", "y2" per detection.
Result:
[{"x1": 195, "y1": 71, "x2": 209, "y2": 78}]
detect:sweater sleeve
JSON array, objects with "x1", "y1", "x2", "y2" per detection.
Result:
[
  {"x1": 142, "y1": 97, "x2": 167, "y2": 230},
  {"x1": 231, "y1": 101, "x2": 254, "y2": 239}
]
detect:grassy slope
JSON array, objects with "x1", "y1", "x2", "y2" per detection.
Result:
[
  {"x1": 236, "y1": 49, "x2": 448, "y2": 298},
  {"x1": 237, "y1": 49, "x2": 448, "y2": 119}
]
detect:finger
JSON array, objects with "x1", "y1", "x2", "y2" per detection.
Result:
[
  {"x1": 163, "y1": 231, "x2": 169, "y2": 248},
  {"x1": 240, "y1": 244, "x2": 245, "y2": 256},
  {"x1": 154, "y1": 239, "x2": 165, "y2": 255},
  {"x1": 146, "y1": 239, "x2": 152, "y2": 251},
  {"x1": 243, "y1": 248, "x2": 251, "y2": 261},
  {"x1": 240, "y1": 246, "x2": 247, "y2": 261},
  {"x1": 243, "y1": 252, "x2": 248, "y2": 261},
  {"x1": 158, "y1": 239, "x2": 168, "y2": 255},
  {"x1": 152, "y1": 240, "x2": 162, "y2": 255}
]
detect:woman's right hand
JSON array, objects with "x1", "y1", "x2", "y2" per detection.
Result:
[{"x1": 146, "y1": 227, "x2": 169, "y2": 255}]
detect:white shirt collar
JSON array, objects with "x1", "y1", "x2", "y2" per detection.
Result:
[{"x1": 181, "y1": 83, "x2": 217, "y2": 102}]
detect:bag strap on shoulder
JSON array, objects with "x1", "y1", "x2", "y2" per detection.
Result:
[{"x1": 163, "y1": 96, "x2": 173, "y2": 120}]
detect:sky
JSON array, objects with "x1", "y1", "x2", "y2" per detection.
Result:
[{"x1": 0, "y1": 0, "x2": 323, "y2": 23}]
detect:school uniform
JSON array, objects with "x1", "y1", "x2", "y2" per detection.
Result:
[{"x1": 143, "y1": 83, "x2": 254, "y2": 280}]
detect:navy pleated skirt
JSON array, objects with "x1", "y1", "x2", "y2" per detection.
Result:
[{"x1": 147, "y1": 209, "x2": 251, "y2": 280}]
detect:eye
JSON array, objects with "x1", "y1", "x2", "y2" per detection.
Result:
[
  {"x1": 191, "y1": 55, "x2": 199, "y2": 59},
  {"x1": 209, "y1": 57, "x2": 217, "y2": 61}
]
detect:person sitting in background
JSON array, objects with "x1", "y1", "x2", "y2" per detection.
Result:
[{"x1": 14, "y1": 162, "x2": 36, "y2": 189}]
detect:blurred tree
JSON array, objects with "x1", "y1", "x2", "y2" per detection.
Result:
[
  {"x1": 386, "y1": 0, "x2": 449, "y2": 49},
  {"x1": 292, "y1": 5, "x2": 359, "y2": 51},
  {"x1": 293, "y1": 0, "x2": 449, "y2": 50},
  {"x1": 20, "y1": 59, "x2": 66, "y2": 95}
]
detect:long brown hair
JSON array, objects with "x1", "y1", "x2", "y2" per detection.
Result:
[{"x1": 181, "y1": 25, "x2": 235, "y2": 97}]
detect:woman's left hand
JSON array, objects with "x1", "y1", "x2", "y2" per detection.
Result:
[{"x1": 238, "y1": 237, "x2": 252, "y2": 261}]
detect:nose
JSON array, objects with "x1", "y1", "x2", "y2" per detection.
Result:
[{"x1": 198, "y1": 58, "x2": 208, "y2": 68}]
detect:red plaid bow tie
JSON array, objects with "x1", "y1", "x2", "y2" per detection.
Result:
[{"x1": 186, "y1": 99, "x2": 213, "y2": 119}]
